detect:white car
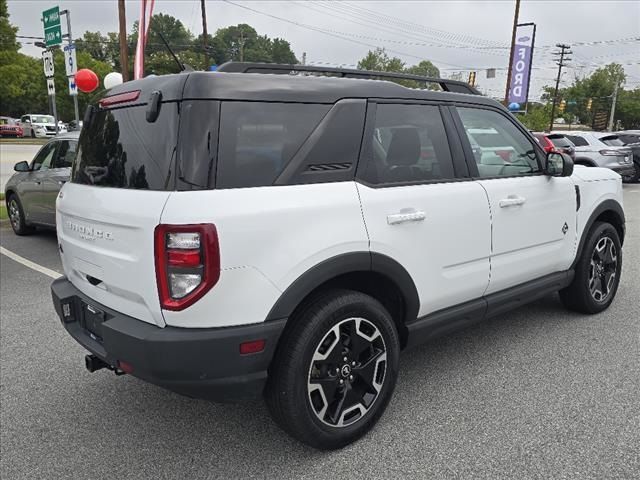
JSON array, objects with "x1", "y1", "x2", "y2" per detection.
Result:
[
  {"x1": 51, "y1": 63, "x2": 626, "y2": 450},
  {"x1": 19, "y1": 114, "x2": 58, "y2": 138}
]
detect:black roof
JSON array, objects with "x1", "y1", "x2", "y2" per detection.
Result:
[{"x1": 105, "y1": 64, "x2": 502, "y2": 109}]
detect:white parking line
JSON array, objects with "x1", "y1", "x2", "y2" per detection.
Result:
[{"x1": 0, "y1": 246, "x2": 61, "y2": 279}]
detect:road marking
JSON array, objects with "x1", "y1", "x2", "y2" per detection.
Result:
[{"x1": 0, "y1": 246, "x2": 61, "y2": 279}]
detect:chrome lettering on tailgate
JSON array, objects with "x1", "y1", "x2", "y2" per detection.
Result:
[{"x1": 66, "y1": 221, "x2": 114, "y2": 242}]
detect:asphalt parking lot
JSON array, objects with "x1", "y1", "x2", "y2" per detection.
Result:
[{"x1": 1, "y1": 185, "x2": 638, "y2": 479}]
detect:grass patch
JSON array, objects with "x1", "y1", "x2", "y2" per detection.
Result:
[{"x1": 0, "y1": 204, "x2": 7, "y2": 221}]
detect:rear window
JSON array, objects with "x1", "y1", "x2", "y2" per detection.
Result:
[
  {"x1": 216, "y1": 102, "x2": 330, "y2": 188},
  {"x1": 617, "y1": 133, "x2": 640, "y2": 145},
  {"x1": 565, "y1": 135, "x2": 589, "y2": 147},
  {"x1": 599, "y1": 135, "x2": 625, "y2": 147},
  {"x1": 548, "y1": 135, "x2": 573, "y2": 148},
  {"x1": 72, "y1": 104, "x2": 178, "y2": 190}
]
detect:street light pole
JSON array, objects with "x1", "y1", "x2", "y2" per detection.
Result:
[{"x1": 61, "y1": 9, "x2": 80, "y2": 127}]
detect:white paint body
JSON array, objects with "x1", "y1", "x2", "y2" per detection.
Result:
[{"x1": 57, "y1": 169, "x2": 624, "y2": 329}]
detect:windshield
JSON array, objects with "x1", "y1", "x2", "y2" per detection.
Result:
[{"x1": 32, "y1": 115, "x2": 55, "y2": 124}]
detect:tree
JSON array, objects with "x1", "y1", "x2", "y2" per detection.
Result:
[
  {"x1": 0, "y1": 0, "x2": 19, "y2": 52},
  {"x1": 616, "y1": 87, "x2": 640, "y2": 129},
  {"x1": 518, "y1": 103, "x2": 552, "y2": 131},
  {"x1": 405, "y1": 60, "x2": 440, "y2": 79},
  {"x1": 357, "y1": 48, "x2": 441, "y2": 89}
]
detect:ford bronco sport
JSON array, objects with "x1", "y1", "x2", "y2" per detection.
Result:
[{"x1": 52, "y1": 63, "x2": 625, "y2": 450}]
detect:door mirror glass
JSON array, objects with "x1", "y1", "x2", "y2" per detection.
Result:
[
  {"x1": 545, "y1": 151, "x2": 573, "y2": 177},
  {"x1": 14, "y1": 161, "x2": 30, "y2": 172},
  {"x1": 23, "y1": 119, "x2": 30, "y2": 124}
]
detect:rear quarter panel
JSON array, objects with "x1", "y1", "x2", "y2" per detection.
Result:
[{"x1": 160, "y1": 182, "x2": 369, "y2": 328}]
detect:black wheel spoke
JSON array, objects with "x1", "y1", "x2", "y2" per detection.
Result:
[
  {"x1": 353, "y1": 349, "x2": 384, "y2": 392},
  {"x1": 328, "y1": 385, "x2": 362, "y2": 425}
]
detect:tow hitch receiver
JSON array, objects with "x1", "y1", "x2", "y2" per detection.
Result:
[{"x1": 84, "y1": 354, "x2": 127, "y2": 375}]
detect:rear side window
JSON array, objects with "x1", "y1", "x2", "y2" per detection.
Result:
[
  {"x1": 216, "y1": 102, "x2": 330, "y2": 189},
  {"x1": 360, "y1": 103, "x2": 455, "y2": 185},
  {"x1": 72, "y1": 104, "x2": 178, "y2": 190},
  {"x1": 565, "y1": 135, "x2": 589, "y2": 147},
  {"x1": 548, "y1": 135, "x2": 573, "y2": 148},
  {"x1": 599, "y1": 135, "x2": 625, "y2": 147}
]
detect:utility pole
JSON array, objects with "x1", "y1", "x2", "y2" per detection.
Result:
[
  {"x1": 118, "y1": 0, "x2": 129, "y2": 81},
  {"x1": 504, "y1": 0, "x2": 521, "y2": 104},
  {"x1": 200, "y1": 0, "x2": 209, "y2": 70},
  {"x1": 548, "y1": 43, "x2": 572, "y2": 131},
  {"x1": 607, "y1": 79, "x2": 620, "y2": 131},
  {"x1": 302, "y1": 52, "x2": 306, "y2": 65},
  {"x1": 238, "y1": 28, "x2": 245, "y2": 62}
]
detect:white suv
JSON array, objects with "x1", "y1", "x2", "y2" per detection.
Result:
[{"x1": 52, "y1": 63, "x2": 626, "y2": 450}]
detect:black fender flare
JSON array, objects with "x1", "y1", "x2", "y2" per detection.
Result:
[
  {"x1": 572, "y1": 199, "x2": 625, "y2": 269},
  {"x1": 265, "y1": 251, "x2": 420, "y2": 325}
]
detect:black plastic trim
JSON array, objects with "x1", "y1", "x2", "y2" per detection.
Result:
[
  {"x1": 52, "y1": 277, "x2": 286, "y2": 402},
  {"x1": 265, "y1": 252, "x2": 420, "y2": 327},
  {"x1": 571, "y1": 199, "x2": 625, "y2": 270},
  {"x1": 405, "y1": 270, "x2": 574, "y2": 348}
]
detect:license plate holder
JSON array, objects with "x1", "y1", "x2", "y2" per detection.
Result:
[{"x1": 80, "y1": 302, "x2": 105, "y2": 342}]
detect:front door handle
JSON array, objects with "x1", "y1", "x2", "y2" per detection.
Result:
[
  {"x1": 499, "y1": 195, "x2": 526, "y2": 208},
  {"x1": 387, "y1": 208, "x2": 426, "y2": 225}
]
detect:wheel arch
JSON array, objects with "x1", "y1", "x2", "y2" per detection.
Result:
[
  {"x1": 265, "y1": 252, "x2": 420, "y2": 349},
  {"x1": 572, "y1": 199, "x2": 625, "y2": 269}
]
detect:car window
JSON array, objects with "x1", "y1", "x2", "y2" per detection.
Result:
[
  {"x1": 457, "y1": 107, "x2": 541, "y2": 177},
  {"x1": 53, "y1": 140, "x2": 77, "y2": 168},
  {"x1": 31, "y1": 142, "x2": 58, "y2": 171},
  {"x1": 617, "y1": 134, "x2": 640, "y2": 145},
  {"x1": 20, "y1": 116, "x2": 29, "y2": 123},
  {"x1": 217, "y1": 102, "x2": 330, "y2": 189},
  {"x1": 565, "y1": 135, "x2": 589, "y2": 147},
  {"x1": 599, "y1": 135, "x2": 625, "y2": 147},
  {"x1": 548, "y1": 135, "x2": 574, "y2": 148},
  {"x1": 361, "y1": 103, "x2": 455, "y2": 185}
]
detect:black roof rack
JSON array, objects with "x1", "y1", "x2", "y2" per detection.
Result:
[{"x1": 216, "y1": 62, "x2": 481, "y2": 96}]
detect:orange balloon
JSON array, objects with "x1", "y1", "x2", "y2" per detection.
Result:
[{"x1": 75, "y1": 68, "x2": 99, "y2": 93}]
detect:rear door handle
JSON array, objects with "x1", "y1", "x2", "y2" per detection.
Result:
[
  {"x1": 387, "y1": 208, "x2": 426, "y2": 225},
  {"x1": 499, "y1": 195, "x2": 526, "y2": 208}
]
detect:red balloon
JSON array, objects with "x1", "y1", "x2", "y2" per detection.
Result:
[{"x1": 75, "y1": 68, "x2": 99, "y2": 93}]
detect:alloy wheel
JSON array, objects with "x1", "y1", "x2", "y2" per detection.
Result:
[
  {"x1": 8, "y1": 199, "x2": 21, "y2": 232},
  {"x1": 588, "y1": 236, "x2": 618, "y2": 303},
  {"x1": 307, "y1": 317, "x2": 387, "y2": 428}
]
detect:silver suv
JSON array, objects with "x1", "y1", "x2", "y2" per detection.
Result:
[{"x1": 557, "y1": 131, "x2": 634, "y2": 178}]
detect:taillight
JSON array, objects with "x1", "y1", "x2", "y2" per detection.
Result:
[
  {"x1": 599, "y1": 149, "x2": 621, "y2": 156},
  {"x1": 154, "y1": 224, "x2": 220, "y2": 311}
]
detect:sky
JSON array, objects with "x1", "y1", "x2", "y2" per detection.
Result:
[{"x1": 7, "y1": 0, "x2": 640, "y2": 100}]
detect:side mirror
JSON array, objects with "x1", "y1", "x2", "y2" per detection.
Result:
[
  {"x1": 545, "y1": 151, "x2": 573, "y2": 177},
  {"x1": 23, "y1": 119, "x2": 30, "y2": 124},
  {"x1": 14, "y1": 161, "x2": 30, "y2": 172}
]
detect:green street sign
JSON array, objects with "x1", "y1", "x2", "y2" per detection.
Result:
[
  {"x1": 42, "y1": 6, "x2": 62, "y2": 47},
  {"x1": 42, "y1": 6, "x2": 60, "y2": 29}
]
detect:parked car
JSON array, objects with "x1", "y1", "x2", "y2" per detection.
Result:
[
  {"x1": 0, "y1": 116, "x2": 23, "y2": 137},
  {"x1": 4, "y1": 132, "x2": 79, "y2": 234},
  {"x1": 558, "y1": 130, "x2": 635, "y2": 179},
  {"x1": 19, "y1": 114, "x2": 58, "y2": 138},
  {"x1": 613, "y1": 131, "x2": 640, "y2": 183},
  {"x1": 533, "y1": 132, "x2": 576, "y2": 160},
  {"x1": 51, "y1": 63, "x2": 624, "y2": 450}
]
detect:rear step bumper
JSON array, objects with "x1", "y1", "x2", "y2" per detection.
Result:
[{"x1": 51, "y1": 277, "x2": 286, "y2": 402}]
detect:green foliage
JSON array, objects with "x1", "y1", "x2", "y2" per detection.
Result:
[
  {"x1": 616, "y1": 87, "x2": 640, "y2": 129},
  {"x1": 0, "y1": 0, "x2": 19, "y2": 52},
  {"x1": 357, "y1": 48, "x2": 440, "y2": 89},
  {"x1": 518, "y1": 103, "x2": 552, "y2": 131}
]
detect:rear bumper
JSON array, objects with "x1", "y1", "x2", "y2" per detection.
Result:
[
  {"x1": 611, "y1": 164, "x2": 636, "y2": 177},
  {"x1": 51, "y1": 277, "x2": 286, "y2": 402}
]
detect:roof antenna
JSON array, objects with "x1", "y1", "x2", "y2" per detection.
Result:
[{"x1": 153, "y1": 28, "x2": 193, "y2": 72}]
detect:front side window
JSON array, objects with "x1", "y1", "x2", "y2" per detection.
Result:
[
  {"x1": 457, "y1": 107, "x2": 541, "y2": 178},
  {"x1": 361, "y1": 103, "x2": 455, "y2": 185},
  {"x1": 217, "y1": 102, "x2": 330, "y2": 188},
  {"x1": 31, "y1": 142, "x2": 57, "y2": 171}
]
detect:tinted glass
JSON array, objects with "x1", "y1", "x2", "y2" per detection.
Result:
[
  {"x1": 31, "y1": 142, "x2": 57, "y2": 171},
  {"x1": 565, "y1": 135, "x2": 589, "y2": 147},
  {"x1": 458, "y1": 107, "x2": 540, "y2": 177},
  {"x1": 599, "y1": 135, "x2": 625, "y2": 147},
  {"x1": 72, "y1": 104, "x2": 178, "y2": 190},
  {"x1": 53, "y1": 140, "x2": 77, "y2": 168},
  {"x1": 217, "y1": 102, "x2": 330, "y2": 188},
  {"x1": 617, "y1": 133, "x2": 640, "y2": 145},
  {"x1": 548, "y1": 135, "x2": 573, "y2": 148},
  {"x1": 362, "y1": 103, "x2": 455, "y2": 184}
]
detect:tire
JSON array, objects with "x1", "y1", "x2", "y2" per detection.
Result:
[
  {"x1": 560, "y1": 221, "x2": 622, "y2": 314},
  {"x1": 7, "y1": 194, "x2": 35, "y2": 236},
  {"x1": 265, "y1": 289, "x2": 400, "y2": 450}
]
